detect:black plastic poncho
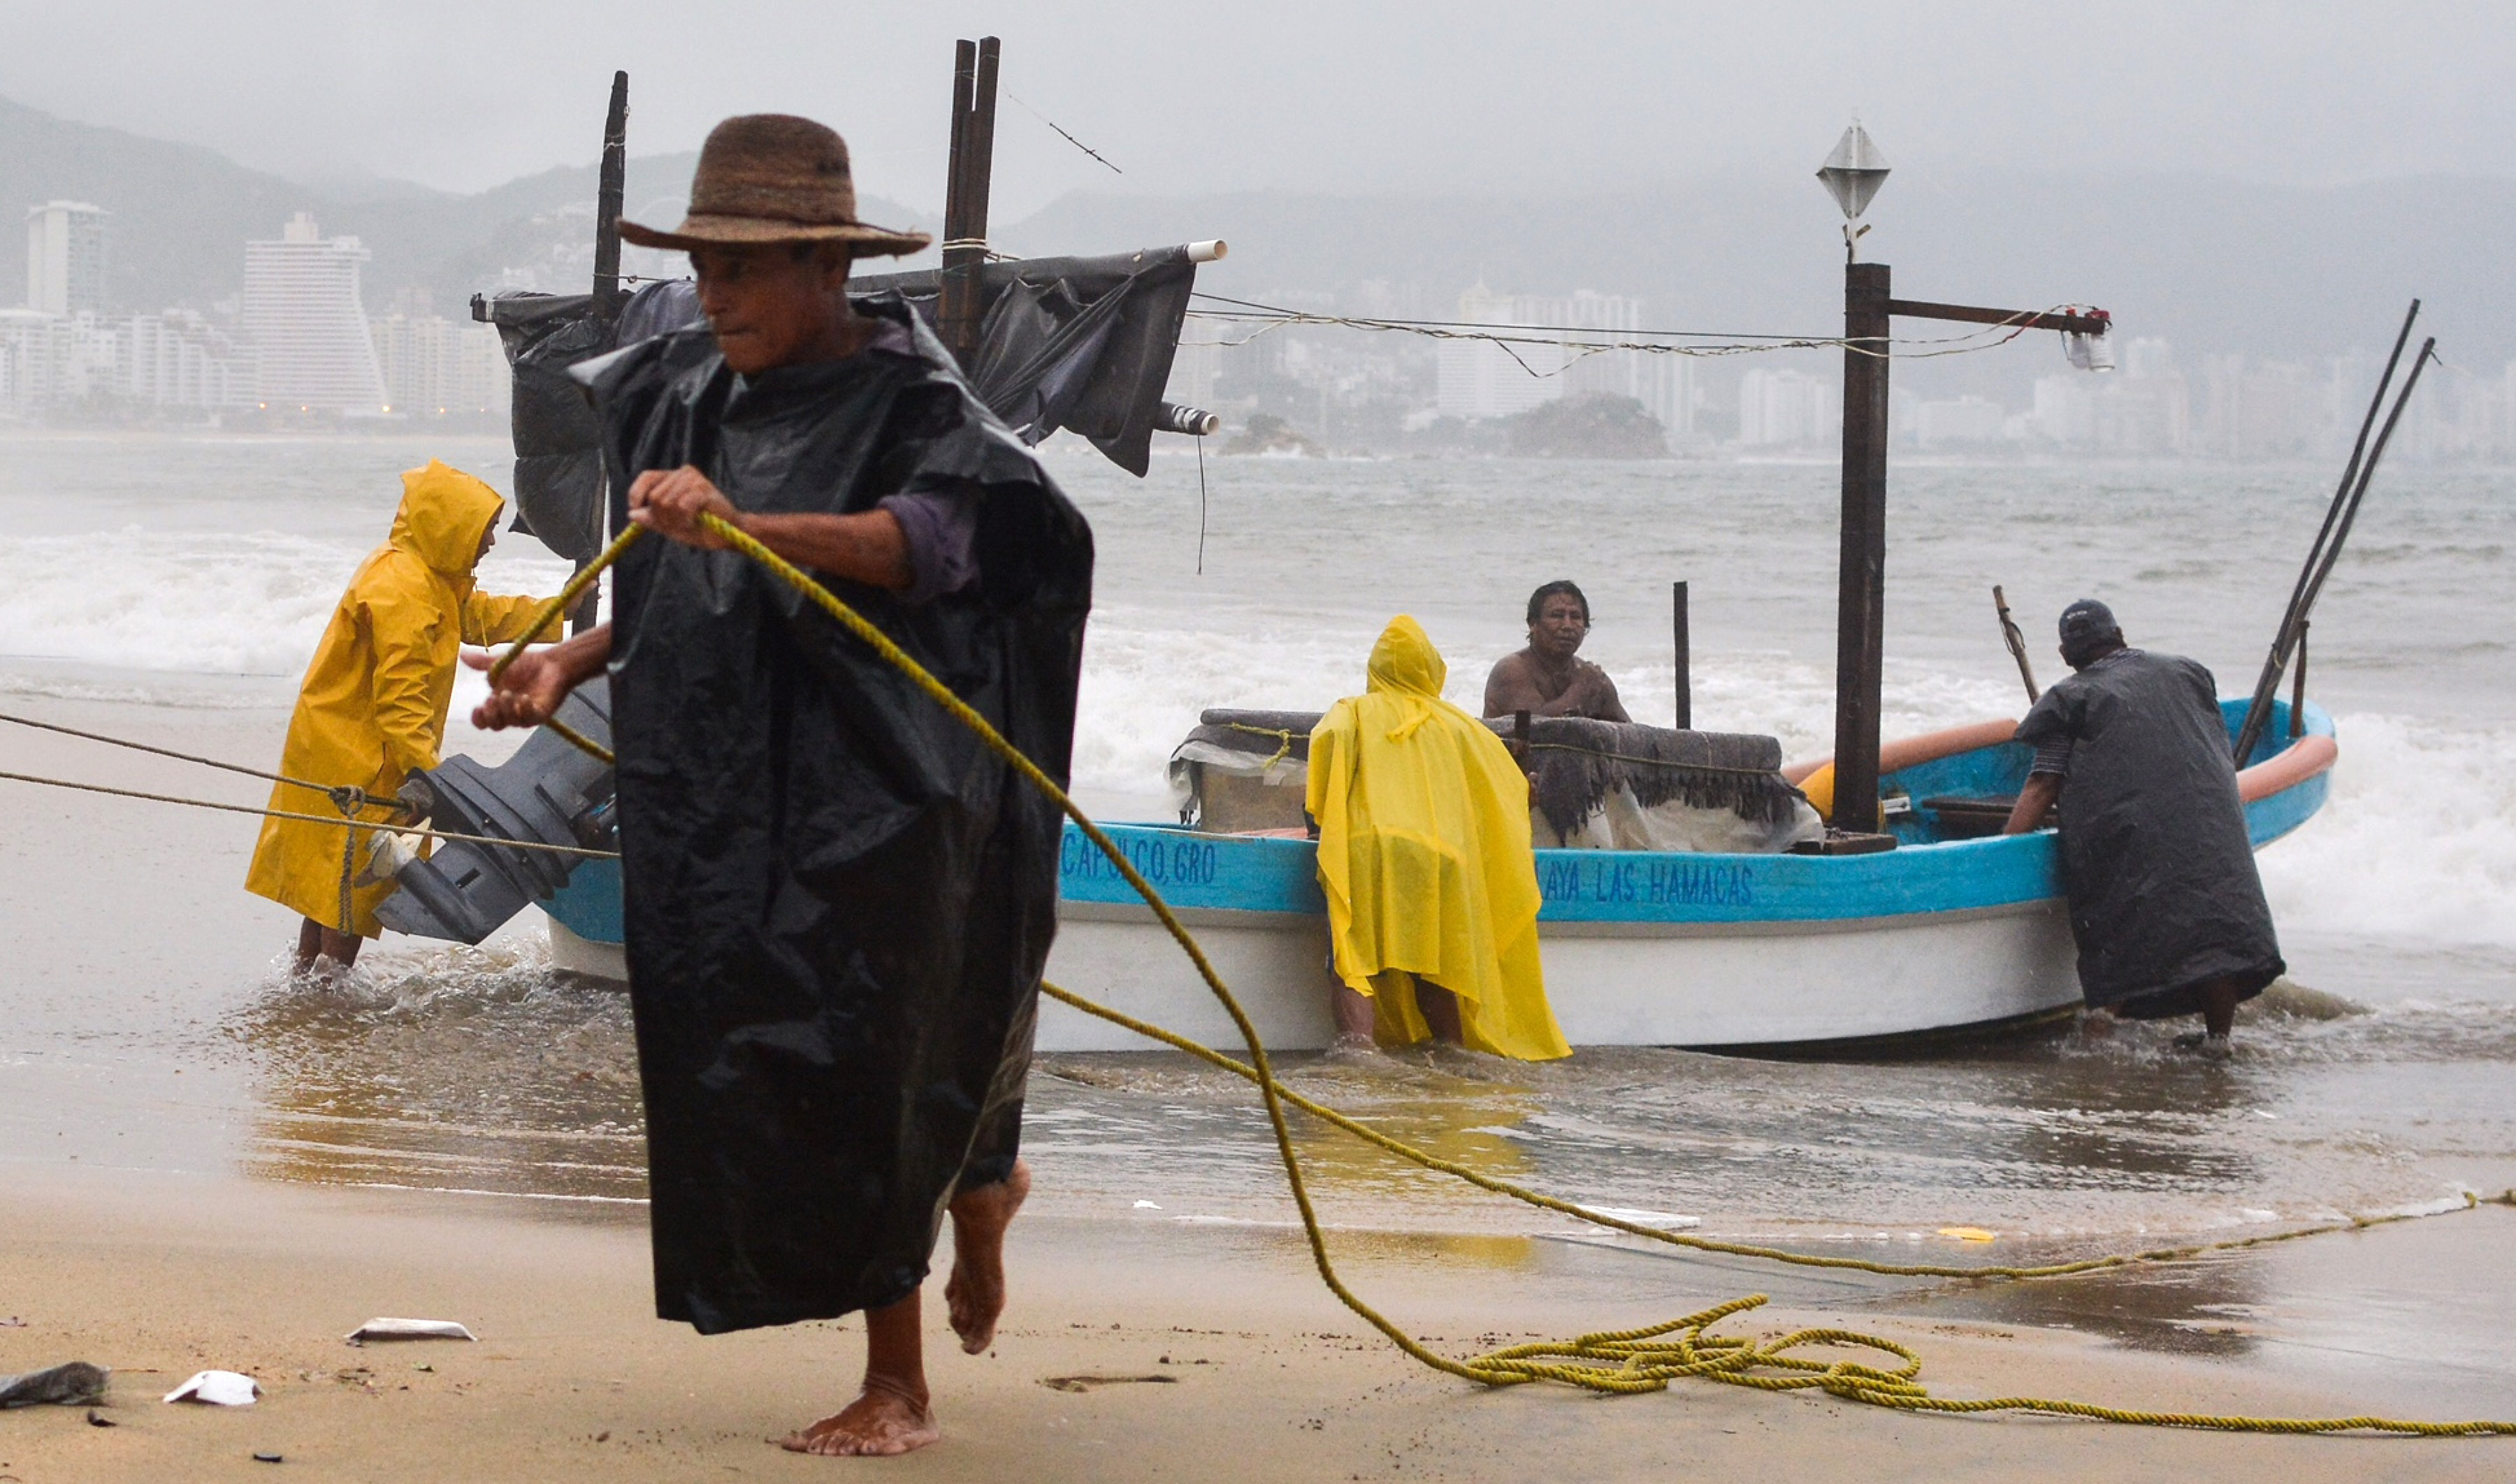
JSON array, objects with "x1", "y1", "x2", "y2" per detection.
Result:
[
  {"x1": 581, "y1": 295, "x2": 1092, "y2": 1334},
  {"x1": 2015, "y1": 649, "x2": 2283, "y2": 1019}
]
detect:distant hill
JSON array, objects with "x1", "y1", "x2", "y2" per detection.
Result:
[
  {"x1": 9, "y1": 89, "x2": 2509, "y2": 388},
  {"x1": 0, "y1": 95, "x2": 932, "y2": 315}
]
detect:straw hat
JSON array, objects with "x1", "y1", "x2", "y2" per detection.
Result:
[{"x1": 617, "y1": 115, "x2": 931, "y2": 256}]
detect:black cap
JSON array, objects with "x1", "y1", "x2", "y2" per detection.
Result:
[{"x1": 2058, "y1": 598, "x2": 2123, "y2": 667}]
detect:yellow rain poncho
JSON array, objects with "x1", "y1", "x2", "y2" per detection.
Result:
[
  {"x1": 243, "y1": 461, "x2": 555, "y2": 935},
  {"x1": 1307, "y1": 616, "x2": 1570, "y2": 1061}
]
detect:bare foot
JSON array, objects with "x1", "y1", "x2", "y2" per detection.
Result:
[
  {"x1": 778, "y1": 1379, "x2": 938, "y2": 1457},
  {"x1": 945, "y1": 1160, "x2": 1029, "y2": 1355}
]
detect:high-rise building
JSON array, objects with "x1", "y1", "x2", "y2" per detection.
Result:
[
  {"x1": 1737, "y1": 368, "x2": 1838, "y2": 447},
  {"x1": 2030, "y1": 376, "x2": 2096, "y2": 445},
  {"x1": 26, "y1": 201, "x2": 108, "y2": 317},
  {"x1": 1916, "y1": 395, "x2": 2007, "y2": 446},
  {"x1": 372, "y1": 312, "x2": 511, "y2": 417},
  {"x1": 122, "y1": 310, "x2": 244, "y2": 409},
  {"x1": 1436, "y1": 282, "x2": 1565, "y2": 421},
  {"x1": 243, "y1": 212, "x2": 389, "y2": 413},
  {"x1": 1433, "y1": 283, "x2": 1686, "y2": 437}
]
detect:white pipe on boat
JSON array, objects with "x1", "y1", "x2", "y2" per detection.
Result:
[{"x1": 1186, "y1": 240, "x2": 1228, "y2": 263}]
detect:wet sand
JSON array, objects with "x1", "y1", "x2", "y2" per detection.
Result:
[
  {"x1": 5, "y1": 1166, "x2": 2514, "y2": 1483},
  {"x1": 5, "y1": 690, "x2": 2516, "y2": 1478}
]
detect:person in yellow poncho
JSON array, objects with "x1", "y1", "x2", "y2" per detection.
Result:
[
  {"x1": 1306, "y1": 616, "x2": 1570, "y2": 1061},
  {"x1": 245, "y1": 460, "x2": 574, "y2": 975}
]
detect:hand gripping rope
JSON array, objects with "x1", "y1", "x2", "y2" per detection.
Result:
[{"x1": 474, "y1": 514, "x2": 2516, "y2": 1438}]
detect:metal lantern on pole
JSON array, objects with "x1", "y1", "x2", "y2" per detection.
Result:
[{"x1": 1816, "y1": 124, "x2": 1891, "y2": 260}]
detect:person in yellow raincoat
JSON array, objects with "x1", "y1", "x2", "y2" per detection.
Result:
[
  {"x1": 245, "y1": 460, "x2": 573, "y2": 974},
  {"x1": 1306, "y1": 615, "x2": 1570, "y2": 1061}
]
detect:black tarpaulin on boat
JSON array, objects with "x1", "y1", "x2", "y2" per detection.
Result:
[
  {"x1": 2015, "y1": 648, "x2": 2285, "y2": 1019},
  {"x1": 479, "y1": 246, "x2": 1196, "y2": 563}
]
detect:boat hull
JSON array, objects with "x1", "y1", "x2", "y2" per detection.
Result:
[
  {"x1": 532, "y1": 699, "x2": 2334, "y2": 1052},
  {"x1": 1041, "y1": 897, "x2": 2080, "y2": 1052}
]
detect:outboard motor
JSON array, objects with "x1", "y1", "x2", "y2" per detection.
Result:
[{"x1": 376, "y1": 680, "x2": 616, "y2": 944}]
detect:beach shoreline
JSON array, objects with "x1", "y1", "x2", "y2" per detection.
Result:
[{"x1": 3, "y1": 1163, "x2": 2513, "y2": 1482}]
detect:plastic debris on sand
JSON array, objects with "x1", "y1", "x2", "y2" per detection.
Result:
[
  {"x1": 163, "y1": 1371, "x2": 261, "y2": 1406},
  {"x1": 346, "y1": 1317, "x2": 478, "y2": 1344}
]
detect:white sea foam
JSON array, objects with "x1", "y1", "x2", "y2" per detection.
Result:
[
  {"x1": 2259, "y1": 711, "x2": 2516, "y2": 947},
  {"x1": 0, "y1": 530, "x2": 573, "y2": 681}
]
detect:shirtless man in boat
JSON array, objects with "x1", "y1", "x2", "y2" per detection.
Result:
[
  {"x1": 2002, "y1": 599, "x2": 2283, "y2": 1059},
  {"x1": 1484, "y1": 580, "x2": 1632, "y2": 722}
]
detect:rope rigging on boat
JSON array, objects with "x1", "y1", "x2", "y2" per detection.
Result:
[
  {"x1": 1180, "y1": 289, "x2": 2076, "y2": 371},
  {"x1": 0, "y1": 708, "x2": 386, "y2": 819},
  {"x1": 447, "y1": 513, "x2": 2516, "y2": 1438},
  {"x1": 0, "y1": 764, "x2": 615, "y2": 862}
]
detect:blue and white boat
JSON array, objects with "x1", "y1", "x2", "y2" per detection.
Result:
[{"x1": 539, "y1": 699, "x2": 2335, "y2": 1052}]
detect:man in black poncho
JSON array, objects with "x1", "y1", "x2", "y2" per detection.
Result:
[
  {"x1": 2003, "y1": 599, "x2": 2283, "y2": 1060},
  {"x1": 470, "y1": 115, "x2": 1092, "y2": 1457}
]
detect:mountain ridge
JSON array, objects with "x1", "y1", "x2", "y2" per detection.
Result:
[{"x1": 7, "y1": 91, "x2": 2509, "y2": 389}]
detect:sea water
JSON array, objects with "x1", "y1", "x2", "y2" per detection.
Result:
[{"x1": 1, "y1": 429, "x2": 2510, "y2": 1261}]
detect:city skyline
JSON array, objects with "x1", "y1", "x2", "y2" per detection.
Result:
[{"x1": 1, "y1": 203, "x2": 509, "y2": 423}]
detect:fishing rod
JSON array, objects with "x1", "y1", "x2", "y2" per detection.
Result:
[
  {"x1": 2228, "y1": 301, "x2": 2421, "y2": 764},
  {"x1": 1993, "y1": 584, "x2": 2039, "y2": 702}
]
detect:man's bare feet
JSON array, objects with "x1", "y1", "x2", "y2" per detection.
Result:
[
  {"x1": 945, "y1": 1159, "x2": 1029, "y2": 1355},
  {"x1": 778, "y1": 1378, "x2": 938, "y2": 1457}
]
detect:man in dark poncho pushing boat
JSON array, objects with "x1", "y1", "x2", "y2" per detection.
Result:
[
  {"x1": 2003, "y1": 599, "x2": 2283, "y2": 1060},
  {"x1": 470, "y1": 114, "x2": 1093, "y2": 1457}
]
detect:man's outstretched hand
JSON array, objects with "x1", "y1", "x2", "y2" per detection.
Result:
[
  {"x1": 628, "y1": 465, "x2": 746, "y2": 549},
  {"x1": 465, "y1": 627, "x2": 612, "y2": 731}
]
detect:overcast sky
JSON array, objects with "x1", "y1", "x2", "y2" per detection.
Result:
[{"x1": 3, "y1": 1, "x2": 2503, "y2": 217}]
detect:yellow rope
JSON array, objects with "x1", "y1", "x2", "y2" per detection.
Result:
[
  {"x1": 1038, "y1": 982, "x2": 2506, "y2": 1279},
  {"x1": 1215, "y1": 720, "x2": 1296, "y2": 770},
  {"x1": 488, "y1": 554, "x2": 622, "y2": 766},
  {"x1": 498, "y1": 514, "x2": 2516, "y2": 1436},
  {"x1": 0, "y1": 708, "x2": 370, "y2": 809}
]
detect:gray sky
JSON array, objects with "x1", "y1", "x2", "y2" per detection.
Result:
[{"x1": 3, "y1": 1, "x2": 2504, "y2": 215}]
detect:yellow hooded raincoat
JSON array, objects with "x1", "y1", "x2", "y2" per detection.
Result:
[
  {"x1": 243, "y1": 461, "x2": 554, "y2": 936},
  {"x1": 1306, "y1": 616, "x2": 1570, "y2": 1061}
]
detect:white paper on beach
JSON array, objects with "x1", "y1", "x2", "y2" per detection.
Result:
[
  {"x1": 345, "y1": 1317, "x2": 478, "y2": 1344},
  {"x1": 1572, "y1": 1205, "x2": 1701, "y2": 1230},
  {"x1": 163, "y1": 1370, "x2": 259, "y2": 1406}
]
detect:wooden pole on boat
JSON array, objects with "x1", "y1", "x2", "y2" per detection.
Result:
[
  {"x1": 1994, "y1": 584, "x2": 2039, "y2": 702},
  {"x1": 940, "y1": 37, "x2": 1001, "y2": 368},
  {"x1": 591, "y1": 70, "x2": 629, "y2": 319},
  {"x1": 1821, "y1": 292, "x2": 2107, "y2": 836},
  {"x1": 2234, "y1": 338, "x2": 2432, "y2": 762},
  {"x1": 2230, "y1": 300, "x2": 2420, "y2": 765},
  {"x1": 1829, "y1": 261, "x2": 1892, "y2": 833},
  {"x1": 2289, "y1": 620, "x2": 2308, "y2": 739},
  {"x1": 578, "y1": 69, "x2": 630, "y2": 636},
  {"x1": 1671, "y1": 581, "x2": 1691, "y2": 730}
]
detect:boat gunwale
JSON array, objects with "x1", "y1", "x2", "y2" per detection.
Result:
[{"x1": 1050, "y1": 699, "x2": 2337, "y2": 929}]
